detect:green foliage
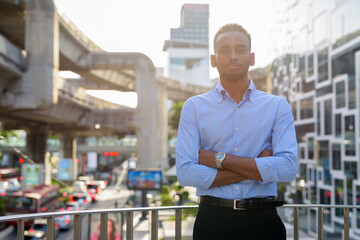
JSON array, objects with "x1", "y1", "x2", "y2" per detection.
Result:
[
  {"x1": 160, "y1": 194, "x2": 174, "y2": 206},
  {"x1": 171, "y1": 181, "x2": 183, "y2": 192},
  {"x1": 169, "y1": 101, "x2": 185, "y2": 130},
  {"x1": 160, "y1": 185, "x2": 171, "y2": 195},
  {"x1": 0, "y1": 130, "x2": 18, "y2": 140},
  {"x1": 183, "y1": 202, "x2": 198, "y2": 217},
  {"x1": 0, "y1": 198, "x2": 7, "y2": 215}
]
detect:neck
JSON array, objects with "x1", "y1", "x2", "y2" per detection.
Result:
[{"x1": 220, "y1": 76, "x2": 249, "y2": 104}]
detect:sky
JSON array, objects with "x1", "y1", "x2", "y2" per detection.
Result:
[{"x1": 54, "y1": 0, "x2": 273, "y2": 107}]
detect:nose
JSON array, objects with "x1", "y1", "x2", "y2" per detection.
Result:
[{"x1": 230, "y1": 50, "x2": 238, "y2": 61}]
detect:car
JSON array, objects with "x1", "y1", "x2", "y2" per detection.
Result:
[
  {"x1": 65, "y1": 201, "x2": 81, "y2": 211},
  {"x1": 24, "y1": 229, "x2": 46, "y2": 240},
  {"x1": 88, "y1": 180, "x2": 106, "y2": 192},
  {"x1": 7, "y1": 178, "x2": 21, "y2": 192},
  {"x1": 71, "y1": 193, "x2": 91, "y2": 209},
  {"x1": 27, "y1": 218, "x2": 60, "y2": 239},
  {"x1": 72, "y1": 180, "x2": 87, "y2": 193},
  {"x1": 78, "y1": 175, "x2": 94, "y2": 184},
  {"x1": 55, "y1": 209, "x2": 74, "y2": 230},
  {"x1": 0, "y1": 181, "x2": 9, "y2": 197}
]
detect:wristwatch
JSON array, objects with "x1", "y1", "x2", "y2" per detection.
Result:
[{"x1": 215, "y1": 152, "x2": 226, "y2": 169}]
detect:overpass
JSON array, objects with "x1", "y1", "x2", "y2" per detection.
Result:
[{"x1": 0, "y1": 0, "x2": 210, "y2": 177}]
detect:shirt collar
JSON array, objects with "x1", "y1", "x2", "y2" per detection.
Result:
[
  {"x1": 215, "y1": 82, "x2": 226, "y2": 103},
  {"x1": 215, "y1": 79, "x2": 256, "y2": 104}
]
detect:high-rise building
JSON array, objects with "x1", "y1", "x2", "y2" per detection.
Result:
[
  {"x1": 268, "y1": 0, "x2": 360, "y2": 238},
  {"x1": 163, "y1": 4, "x2": 211, "y2": 87}
]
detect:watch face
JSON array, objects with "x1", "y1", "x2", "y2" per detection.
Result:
[{"x1": 216, "y1": 152, "x2": 225, "y2": 160}]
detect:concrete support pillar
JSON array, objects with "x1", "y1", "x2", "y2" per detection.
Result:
[
  {"x1": 157, "y1": 80, "x2": 169, "y2": 170},
  {"x1": 14, "y1": 0, "x2": 59, "y2": 109},
  {"x1": 60, "y1": 134, "x2": 77, "y2": 180},
  {"x1": 26, "y1": 125, "x2": 49, "y2": 164},
  {"x1": 135, "y1": 68, "x2": 158, "y2": 169}
]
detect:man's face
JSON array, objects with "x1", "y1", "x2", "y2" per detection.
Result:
[{"x1": 211, "y1": 31, "x2": 255, "y2": 81}]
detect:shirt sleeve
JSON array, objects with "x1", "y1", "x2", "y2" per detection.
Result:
[
  {"x1": 176, "y1": 98, "x2": 217, "y2": 189},
  {"x1": 254, "y1": 97, "x2": 298, "y2": 183}
]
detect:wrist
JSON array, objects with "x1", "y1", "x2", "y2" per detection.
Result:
[{"x1": 215, "y1": 152, "x2": 226, "y2": 169}]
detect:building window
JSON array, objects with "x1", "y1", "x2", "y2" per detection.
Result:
[
  {"x1": 300, "y1": 97, "x2": 314, "y2": 119},
  {"x1": 335, "y1": 114, "x2": 342, "y2": 138},
  {"x1": 348, "y1": 76, "x2": 356, "y2": 109},
  {"x1": 344, "y1": 115, "x2": 355, "y2": 156},
  {"x1": 335, "y1": 81, "x2": 346, "y2": 108},
  {"x1": 317, "y1": 47, "x2": 328, "y2": 83},
  {"x1": 307, "y1": 53, "x2": 314, "y2": 78},
  {"x1": 320, "y1": 189, "x2": 331, "y2": 226},
  {"x1": 335, "y1": 179, "x2": 344, "y2": 217},
  {"x1": 332, "y1": 143, "x2": 341, "y2": 170},
  {"x1": 308, "y1": 137, "x2": 314, "y2": 160},
  {"x1": 324, "y1": 99, "x2": 332, "y2": 135}
]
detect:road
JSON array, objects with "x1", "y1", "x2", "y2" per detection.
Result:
[{"x1": 0, "y1": 187, "x2": 132, "y2": 240}]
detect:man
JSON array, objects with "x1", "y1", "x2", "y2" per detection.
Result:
[{"x1": 176, "y1": 23, "x2": 298, "y2": 239}]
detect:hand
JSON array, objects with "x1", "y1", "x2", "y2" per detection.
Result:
[
  {"x1": 258, "y1": 149, "x2": 273, "y2": 158},
  {"x1": 199, "y1": 149, "x2": 217, "y2": 168}
]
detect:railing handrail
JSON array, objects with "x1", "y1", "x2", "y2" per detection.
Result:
[
  {"x1": 1, "y1": 204, "x2": 356, "y2": 240},
  {"x1": 0, "y1": 204, "x2": 359, "y2": 222},
  {"x1": 0, "y1": 205, "x2": 198, "y2": 222}
]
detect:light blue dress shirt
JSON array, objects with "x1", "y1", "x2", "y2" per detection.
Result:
[{"x1": 176, "y1": 80, "x2": 298, "y2": 200}]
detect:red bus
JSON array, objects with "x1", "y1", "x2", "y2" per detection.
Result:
[{"x1": 5, "y1": 184, "x2": 60, "y2": 227}]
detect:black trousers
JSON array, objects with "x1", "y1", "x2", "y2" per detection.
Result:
[{"x1": 193, "y1": 203, "x2": 286, "y2": 240}]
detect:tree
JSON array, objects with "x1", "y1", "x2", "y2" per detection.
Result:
[{"x1": 169, "y1": 101, "x2": 185, "y2": 131}]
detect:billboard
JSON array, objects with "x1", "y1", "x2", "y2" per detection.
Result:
[
  {"x1": 127, "y1": 169, "x2": 162, "y2": 190},
  {"x1": 58, "y1": 158, "x2": 72, "y2": 180},
  {"x1": 21, "y1": 163, "x2": 44, "y2": 188}
]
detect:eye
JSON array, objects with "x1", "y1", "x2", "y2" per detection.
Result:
[
  {"x1": 236, "y1": 47, "x2": 248, "y2": 54},
  {"x1": 219, "y1": 48, "x2": 230, "y2": 54}
]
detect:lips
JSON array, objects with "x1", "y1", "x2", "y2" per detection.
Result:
[{"x1": 228, "y1": 64, "x2": 241, "y2": 69}]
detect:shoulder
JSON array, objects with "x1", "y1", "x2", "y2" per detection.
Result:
[
  {"x1": 185, "y1": 89, "x2": 217, "y2": 105},
  {"x1": 253, "y1": 89, "x2": 287, "y2": 104}
]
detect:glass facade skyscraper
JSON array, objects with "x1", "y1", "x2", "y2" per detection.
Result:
[
  {"x1": 163, "y1": 4, "x2": 211, "y2": 87},
  {"x1": 170, "y1": 4, "x2": 209, "y2": 43},
  {"x1": 268, "y1": 0, "x2": 360, "y2": 238}
]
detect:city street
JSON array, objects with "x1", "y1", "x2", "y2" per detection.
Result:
[{"x1": 0, "y1": 187, "x2": 131, "y2": 240}]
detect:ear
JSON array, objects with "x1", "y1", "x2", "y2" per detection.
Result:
[
  {"x1": 249, "y1": 52, "x2": 255, "y2": 66},
  {"x1": 211, "y1": 54, "x2": 217, "y2": 68}
]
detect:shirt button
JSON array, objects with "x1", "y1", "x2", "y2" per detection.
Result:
[
  {"x1": 226, "y1": 93, "x2": 229, "y2": 96},
  {"x1": 234, "y1": 148, "x2": 238, "y2": 152},
  {"x1": 235, "y1": 107, "x2": 239, "y2": 110},
  {"x1": 236, "y1": 187, "x2": 239, "y2": 190},
  {"x1": 235, "y1": 127, "x2": 238, "y2": 130}
]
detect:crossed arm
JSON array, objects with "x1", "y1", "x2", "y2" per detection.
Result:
[{"x1": 199, "y1": 149, "x2": 272, "y2": 187}]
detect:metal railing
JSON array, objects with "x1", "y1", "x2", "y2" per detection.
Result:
[{"x1": 0, "y1": 204, "x2": 357, "y2": 240}]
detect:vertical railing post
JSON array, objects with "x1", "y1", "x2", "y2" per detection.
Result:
[
  {"x1": 100, "y1": 213, "x2": 108, "y2": 240},
  {"x1": 151, "y1": 210, "x2": 158, "y2": 240},
  {"x1": 294, "y1": 207, "x2": 299, "y2": 240},
  {"x1": 87, "y1": 214, "x2": 91, "y2": 240},
  {"x1": 120, "y1": 212, "x2": 124, "y2": 239},
  {"x1": 318, "y1": 207, "x2": 323, "y2": 240},
  {"x1": 17, "y1": 219, "x2": 24, "y2": 240},
  {"x1": 46, "y1": 217, "x2": 54, "y2": 240},
  {"x1": 344, "y1": 207, "x2": 349, "y2": 240},
  {"x1": 74, "y1": 214, "x2": 82, "y2": 240},
  {"x1": 175, "y1": 209, "x2": 182, "y2": 240},
  {"x1": 126, "y1": 211, "x2": 134, "y2": 240}
]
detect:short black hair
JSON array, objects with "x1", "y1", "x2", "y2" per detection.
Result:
[{"x1": 213, "y1": 23, "x2": 252, "y2": 52}]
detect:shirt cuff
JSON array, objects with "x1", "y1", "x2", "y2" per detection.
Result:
[{"x1": 254, "y1": 157, "x2": 279, "y2": 184}]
